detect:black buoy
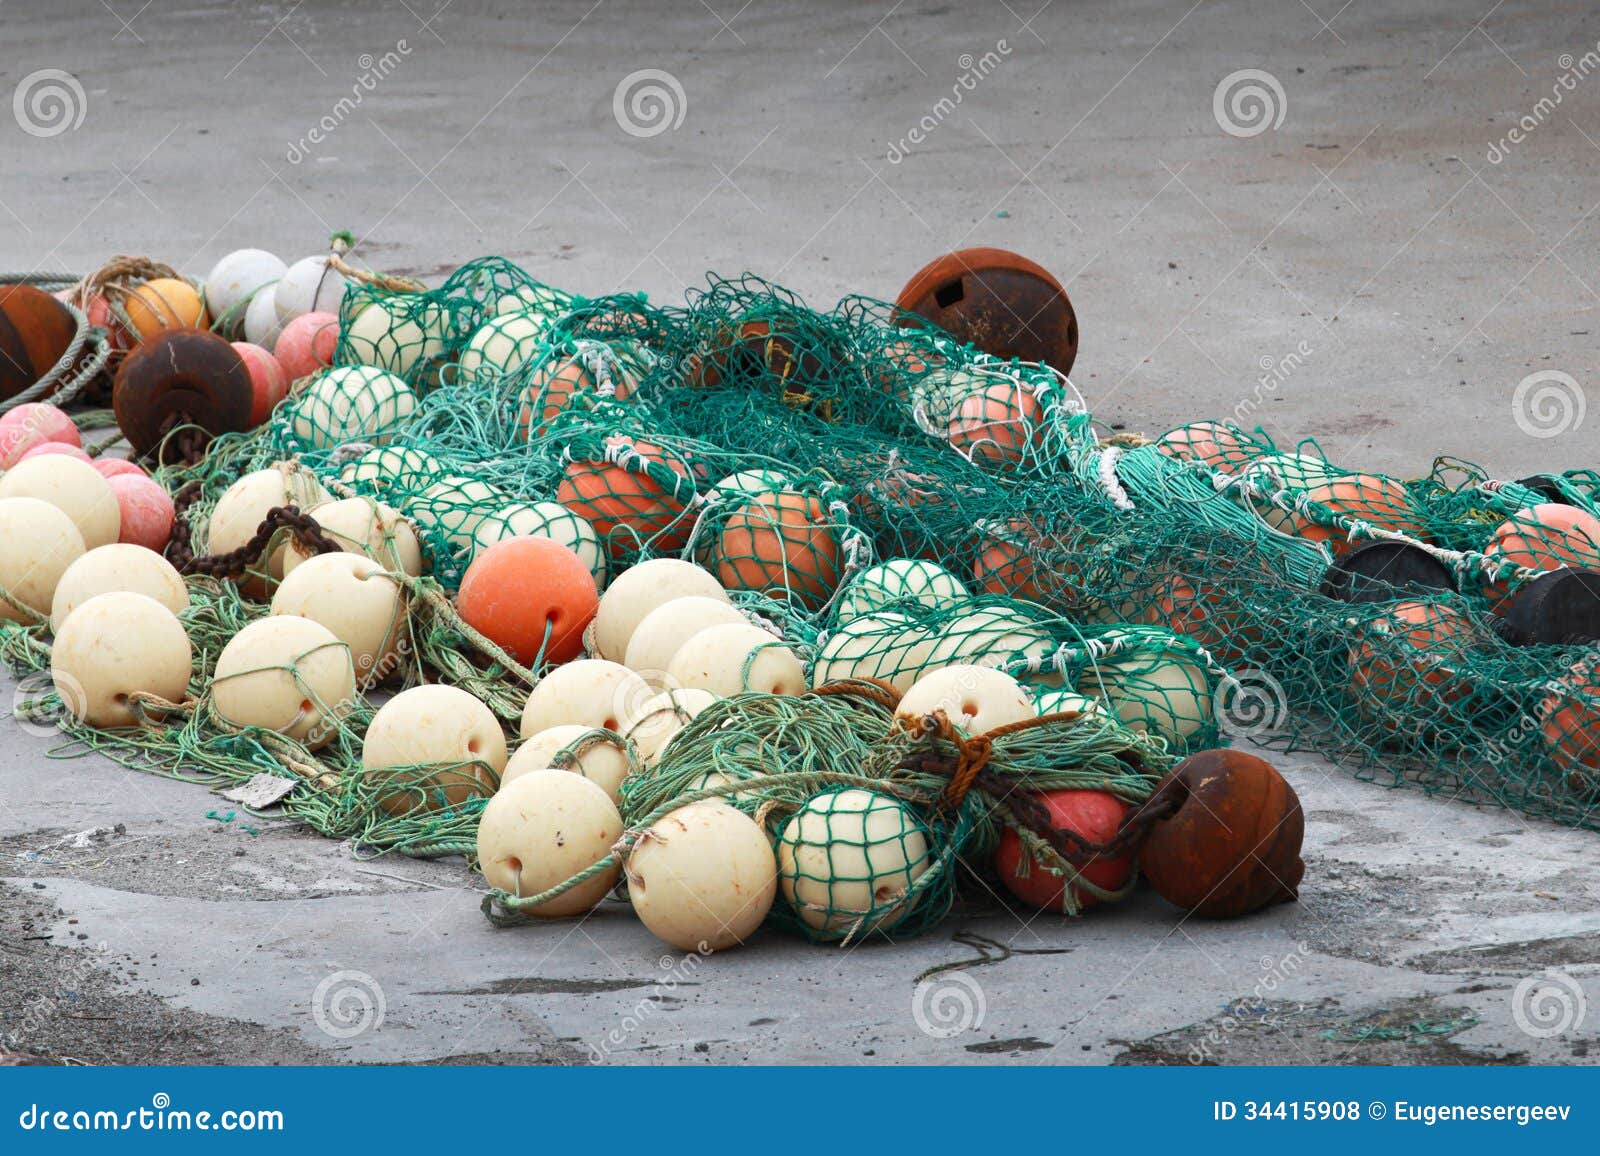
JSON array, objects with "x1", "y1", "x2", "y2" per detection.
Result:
[
  {"x1": 1496, "y1": 568, "x2": 1600, "y2": 646},
  {"x1": 1514, "y1": 474, "x2": 1574, "y2": 506},
  {"x1": 1320, "y1": 541, "x2": 1457, "y2": 604}
]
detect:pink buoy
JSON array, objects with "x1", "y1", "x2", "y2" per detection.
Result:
[
  {"x1": 232, "y1": 341, "x2": 290, "y2": 427},
  {"x1": 109, "y1": 474, "x2": 175, "y2": 552},
  {"x1": 0, "y1": 402, "x2": 81, "y2": 468},
  {"x1": 273, "y1": 311, "x2": 339, "y2": 382},
  {"x1": 93, "y1": 457, "x2": 148, "y2": 480},
  {"x1": 19, "y1": 441, "x2": 94, "y2": 464}
]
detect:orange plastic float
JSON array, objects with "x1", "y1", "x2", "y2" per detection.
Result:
[
  {"x1": 555, "y1": 435, "x2": 692, "y2": 560},
  {"x1": 1482, "y1": 504, "x2": 1600, "y2": 609},
  {"x1": 456, "y1": 536, "x2": 599, "y2": 667},
  {"x1": 944, "y1": 379, "x2": 1043, "y2": 464},
  {"x1": 1154, "y1": 421, "x2": 1253, "y2": 473},
  {"x1": 122, "y1": 278, "x2": 208, "y2": 342},
  {"x1": 1288, "y1": 474, "x2": 1424, "y2": 556},
  {"x1": 515, "y1": 355, "x2": 635, "y2": 440},
  {"x1": 1540, "y1": 656, "x2": 1600, "y2": 778},
  {"x1": 1145, "y1": 572, "x2": 1259, "y2": 665},
  {"x1": 0, "y1": 286, "x2": 78, "y2": 403},
  {"x1": 993, "y1": 789, "x2": 1133, "y2": 912},
  {"x1": 1347, "y1": 599, "x2": 1473, "y2": 721},
  {"x1": 707, "y1": 489, "x2": 842, "y2": 608}
]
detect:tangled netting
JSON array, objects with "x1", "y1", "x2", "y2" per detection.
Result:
[{"x1": 4, "y1": 253, "x2": 1599, "y2": 918}]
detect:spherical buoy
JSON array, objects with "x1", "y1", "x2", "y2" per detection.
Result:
[
  {"x1": 812, "y1": 612, "x2": 936, "y2": 693},
  {"x1": 270, "y1": 552, "x2": 406, "y2": 689},
  {"x1": 519, "y1": 658, "x2": 650, "y2": 740},
  {"x1": 112, "y1": 328, "x2": 254, "y2": 462},
  {"x1": 505, "y1": 724, "x2": 632, "y2": 801},
  {"x1": 555, "y1": 435, "x2": 693, "y2": 561},
  {"x1": 18, "y1": 441, "x2": 91, "y2": 464},
  {"x1": 1540, "y1": 656, "x2": 1600, "y2": 777},
  {"x1": 1483, "y1": 504, "x2": 1600, "y2": 608},
  {"x1": 339, "y1": 445, "x2": 442, "y2": 497},
  {"x1": 944, "y1": 378, "x2": 1043, "y2": 464},
  {"x1": 108, "y1": 474, "x2": 175, "y2": 552},
  {"x1": 590, "y1": 558, "x2": 729, "y2": 662},
  {"x1": 707, "y1": 489, "x2": 841, "y2": 609},
  {"x1": 972, "y1": 517, "x2": 1057, "y2": 602},
  {"x1": 203, "y1": 248, "x2": 287, "y2": 336},
  {"x1": 627, "y1": 800, "x2": 777, "y2": 951},
  {"x1": 1289, "y1": 474, "x2": 1424, "y2": 555},
  {"x1": 836, "y1": 559, "x2": 967, "y2": 624},
  {"x1": 470, "y1": 500, "x2": 607, "y2": 588},
  {"x1": 407, "y1": 475, "x2": 500, "y2": 554},
  {"x1": 1033, "y1": 687, "x2": 1109, "y2": 719},
  {"x1": 243, "y1": 282, "x2": 284, "y2": 349},
  {"x1": 0, "y1": 401, "x2": 80, "y2": 468},
  {"x1": 777, "y1": 788, "x2": 931, "y2": 940},
  {"x1": 0, "y1": 497, "x2": 85, "y2": 623},
  {"x1": 0, "y1": 454, "x2": 119, "y2": 549},
  {"x1": 1145, "y1": 572, "x2": 1259, "y2": 666},
  {"x1": 666, "y1": 622, "x2": 805, "y2": 698},
  {"x1": 476, "y1": 769, "x2": 622, "y2": 917},
  {"x1": 895, "y1": 247, "x2": 1078, "y2": 373},
  {"x1": 93, "y1": 457, "x2": 146, "y2": 480},
  {"x1": 1250, "y1": 451, "x2": 1338, "y2": 495},
  {"x1": 1347, "y1": 599, "x2": 1472, "y2": 719},
  {"x1": 274, "y1": 256, "x2": 347, "y2": 323},
  {"x1": 213, "y1": 615, "x2": 354, "y2": 748},
  {"x1": 1078, "y1": 628, "x2": 1214, "y2": 746},
  {"x1": 624, "y1": 596, "x2": 749, "y2": 682},
  {"x1": 923, "y1": 604, "x2": 1058, "y2": 678},
  {"x1": 994, "y1": 789, "x2": 1132, "y2": 912},
  {"x1": 283, "y1": 496, "x2": 421, "y2": 577},
  {"x1": 1135, "y1": 749, "x2": 1304, "y2": 919},
  {"x1": 207, "y1": 465, "x2": 330, "y2": 592},
  {"x1": 1155, "y1": 422, "x2": 1252, "y2": 474},
  {"x1": 514, "y1": 353, "x2": 636, "y2": 438},
  {"x1": 457, "y1": 537, "x2": 599, "y2": 667},
  {"x1": 342, "y1": 297, "x2": 445, "y2": 378},
  {"x1": 288, "y1": 365, "x2": 417, "y2": 449},
  {"x1": 623, "y1": 687, "x2": 718, "y2": 767},
  {"x1": 273, "y1": 311, "x2": 339, "y2": 381},
  {"x1": 123, "y1": 278, "x2": 207, "y2": 343},
  {"x1": 459, "y1": 309, "x2": 549, "y2": 379},
  {"x1": 50, "y1": 544, "x2": 188, "y2": 633},
  {"x1": 362, "y1": 684, "x2": 506, "y2": 813},
  {"x1": 897, "y1": 664, "x2": 1034, "y2": 735},
  {"x1": 0, "y1": 285, "x2": 77, "y2": 404},
  {"x1": 51, "y1": 591, "x2": 191, "y2": 727}
]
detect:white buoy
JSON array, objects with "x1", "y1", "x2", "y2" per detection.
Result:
[
  {"x1": 626, "y1": 800, "x2": 777, "y2": 951},
  {"x1": 274, "y1": 255, "x2": 348, "y2": 323},
  {"x1": 204, "y1": 248, "x2": 287, "y2": 336},
  {"x1": 283, "y1": 496, "x2": 422, "y2": 577},
  {"x1": 270, "y1": 552, "x2": 407, "y2": 689},
  {"x1": 776, "y1": 789, "x2": 930, "y2": 940},
  {"x1": 0, "y1": 497, "x2": 85, "y2": 624},
  {"x1": 50, "y1": 544, "x2": 188, "y2": 633},
  {"x1": 476, "y1": 769, "x2": 622, "y2": 917},
  {"x1": 519, "y1": 659, "x2": 650, "y2": 739},
  {"x1": 0, "y1": 455, "x2": 120, "y2": 550},
  {"x1": 504, "y1": 724, "x2": 632, "y2": 801},
  {"x1": 288, "y1": 365, "x2": 417, "y2": 449},
  {"x1": 51, "y1": 592, "x2": 192, "y2": 728},
  {"x1": 896, "y1": 664, "x2": 1035, "y2": 736},
  {"x1": 590, "y1": 559, "x2": 729, "y2": 662},
  {"x1": 666, "y1": 622, "x2": 805, "y2": 698},
  {"x1": 212, "y1": 615, "x2": 355, "y2": 749},
  {"x1": 362, "y1": 684, "x2": 507, "y2": 813}
]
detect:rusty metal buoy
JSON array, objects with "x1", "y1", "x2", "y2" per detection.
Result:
[
  {"x1": 113, "y1": 328, "x2": 253, "y2": 463},
  {"x1": 895, "y1": 247, "x2": 1078, "y2": 374},
  {"x1": 1134, "y1": 748, "x2": 1304, "y2": 919},
  {"x1": 0, "y1": 285, "x2": 78, "y2": 403}
]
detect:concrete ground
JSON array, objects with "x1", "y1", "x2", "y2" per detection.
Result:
[{"x1": 2, "y1": 0, "x2": 1598, "y2": 1064}]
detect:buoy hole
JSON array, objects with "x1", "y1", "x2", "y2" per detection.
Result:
[
  {"x1": 961, "y1": 699, "x2": 979, "y2": 718},
  {"x1": 934, "y1": 279, "x2": 965, "y2": 308},
  {"x1": 467, "y1": 738, "x2": 482, "y2": 755}
]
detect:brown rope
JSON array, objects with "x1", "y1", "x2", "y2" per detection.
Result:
[
  {"x1": 167, "y1": 504, "x2": 343, "y2": 579},
  {"x1": 325, "y1": 252, "x2": 427, "y2": 294}
]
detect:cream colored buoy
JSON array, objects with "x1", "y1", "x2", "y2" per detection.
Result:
[
  {"x1": 1078, "y1": 629, "x2": 1214, "y2": 745},
  {"x1": 624, "y1": 687, "x2": 718, "y2": 768},
  {"x1": 50, "y1": 544, "x2": 188, "y2": 633},
  {"x1": 518, "y1": 658, "x2": 650, "y2": 739},
  {"x1": 504, "y1": 724, "x2": 632, "y2": 801},
  {"x1": 289, "y1": 365, "x2": 417, "y2": 449},
  {"x1": 897, "y1": 664, "x2": 1035, "y2": 735},
  {"x1": 470, "y1": 500, "x2": 608, "y2": 588},
  {"x1": 1034, "y1": 688, "x2": 1109, "y2": 719},
  {"x1": 624, "y1": 596, "x2": 749, "y2": 684},
  {"x1": 810, "y1": 611, "x2": 935, "y2": 693},
  {"x1": 0, "y1": 455, "x2": 120, "y2": 550},
  {"x1": 243, "y1": 282, "x2": 284, "y2": 349},
  {"x1": 283, "y1": 496, "x2": 422, "y2": 576},
  {"x1": 922, "y1": 605, "x2": 1059, "y2": 682},
  {"x1": 273, "y1": 255, "x2": 347, "y2": 323},
  {"x1": 213, "y1": 615, "x2": 355, "y2": 749},
  {"x1": 270, "y1": 553, "x2": 407, "y2": 689},
  {"x1": 666, "y1": 622, "x2": 805, "y2": 698},
  {"x1": 363, "y1": 684, "x2": 508, "y2": 814},
  {"x1": 206, "y1": 464, "x2": 330, "y2": 593},
  {"x1": 835, "y1": 559, "x2": 968, "y2": 624},
  {"x1": 476, "y1": 769, "x2": 622, "y2": 917},
  {"x1": 338, "y1": 445, "x2": 443, "y2": 496},
  {"x1": 776, "y1": 789, "x2": 930, "y2": 940},
  {"x1": 626, "y1": 800, "x2": 777, "y2": 952},
  {"x1": 591, "y1": 558, "x2": 730, "y2": 661},
  {"x1": 0, "y1": 497, "x2": 85, "y2": 624},
  {"x1": 406, "y1": 475, "x2": 501, "y2": 554},
  {"x1": 51, "y1": 591, "x2": 191, "y2": 728},
  {"x1": 342, "y1": 298, "x2": 445, "y2": 378},
  {"x1": 458, "y1": 310, "x2": 549, "y2": 378}
]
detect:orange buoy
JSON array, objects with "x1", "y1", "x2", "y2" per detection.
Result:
[
  {"x1": 555, "y1": 436, "x2": 692, "y2": 560},
  {"x1": 708, "y1": 489, "x2": 842, "y2": 608},
  {"x1": 1289, "y1": 474, "x2": 1424, "y2": 556},
  {"x1": 1155, "y1": 421, "x2": 1252, "y2": 473},
  {"x1": 456, "y1": 535, "x2": 598, "y2": 667},
  {"x1": 0, "y1": 285, "x2": 78, "y2": 404},
  {"x1": 1540, "y1": 657, "x2": 1600, "y2": 779},
  {"x1": 273, "y1": 311, "x2": 339, "y2": 381},
  {"x1": 873, "y1": 338, "x2": 944, "y2": 405},
  {"x1": 944, "y1": 379, "x2": 1043, "y2": 465},
  {"x1": 515, "y1": 354, "x2": 635, "y2": 440},
  {"x1": 1347, "y1": 599, "x2": 1473, "y2": 721},
  {"x1": 994, "y1": 789, "x2": 1133, "y2": 912},
  {"x1": 123, "y1": 278, "x2": 208, "y2": 343},
  {"x1": 1483, "y1": 504, "x2": 1600, "y2": 608},
  {"x1": 1146, "y1": 572, "x2": 1258, "y2": 665}
]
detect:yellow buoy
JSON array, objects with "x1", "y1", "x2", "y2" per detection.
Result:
[
  {"x1": 362, "y1": 684, "x2": 507, "y2": 814},
  {"x1": 0, "y1": 497, "x2": 85, "y2": 623},
  {"x1": 476, "y1": 769, "x2": 623, "y2": 917},
  {"x1": 51, "y1": 591, "x2": 192, "y2": 728},
  {"x1": 626, "y1": 801, "x2": 777, "y2": 951},
  {"x1": 212, "y1": 615, "x2": 355, "y2": 749},
  {"x1": 50, "y1": 544, "x2": 188, "y2": 633}
]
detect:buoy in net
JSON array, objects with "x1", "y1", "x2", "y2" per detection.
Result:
[
  {"x1": 51, "y1": 591, "x2": 192, "y2": 728},
  {"x1": 1288, "y1": 473, "x2": 1425, "y2": 556},
  {"x1": 627, "y1": 800, "x2": 777, "y2": 952},
  {"x1": 1498, "y1": 567, "x2": 1600, "y2": 647},
  {"x1": 339, "y1": 445, "x2": 443, "y2": 497},
  {"x1": 1319, "y1": 540, "x2": 1456, "y2": 604},
  {"x1": 624, "y1": 596, "x2": 749, "y2": 683},
  {"x1": 112, "y1": 328, "x2": 254, "y2": 462},
  {"x1": 923, "y1": 604, "x2": 1058, "y2": 680},
  {"x1": 213, "y1": 615, "x2": 355, "y2": 749},
  {"x1": 624, "y1": 687, "x2": 718, "y2": 768},
  {"x1": 1077, "y1": 628, "x2": 1214, "y2": 746},
  {"x1": 273, "y1": 311, "x2": 339, "y2": 381},
  {"x1": 994, "y1": 789, "x2": 1132, "y2": 912},
  {"x1": 469, "y1": 500, "x2": 607, "y2": 588},
  {"x1": 0, "y1": 286, "x2": 77, "y2": 404},
  {"x1": 835, "y1": 559, "x2": 967, "y2": 624},
  {"x1": 342, "y1": 296, "x2": 445, "y2": 378},
  {"x1": 50, "y1": 544, "x2": 188, "y2": 633},
  {"x1": 555, "y1": 435, "x2": 693, "y2": 561},
  {"x1": 519, "y1": 658, "x2": 650, "y2": 739},
  {"x1": 895, "y1": 247, "x2": 1078, "y2": 373},
  {"x1": 777, "y1": 788, "x2": 931, "y2": 940},
  {"x1": 459, "y1": 309, "x2": 549, "y2": 378},
  {"x1": 1033, "y1": 687, "x2": 1109, "y2": 718},
  {"x1": 206, "y1": 465, "x2": 330, "y2": 593},
  {"x1": 457, "y1": 537, "x2": 599, "y2": 667},
  {"x1": 0, "y1": 455, "x2": 120, "y2": 549},
  {"x1": 270, "y1": 553, "x2": 406, "y2": 689},
  {"x1": 666, "y1": 622, "x2": 806, "y2": 697},
  {"x1": 122, "y1": 278, "x2": 208, "y2": 343},
  {"x1": 944, "y1": 377, "x2": 1044, "y2": 465},
  {"x1": 362, "y1": 684, "x2": 507, "y2": 814},
  {"x1": 288, "y1": 365, "x2": 417, "y2": 449},
  {"x1": 706, "y1": 489, "x2": 842, "y2": 609},
  {"x1": 1155, "y1": 421, "x2": 1252, "y2": 473},
  {"x1": 590, "y1": 558, "x2": 729, "y2": 662},
  {"x1": 407, "y1": 475, "x2": 501, "y2": 554},
  {"x1": 1483, "y1": 504, "x2": 1600, "y2": 609},
  {"x1": 1346, "y1": 599, "x2": 1472, "y2": 719},
  {"x1": 282, "y1": 496, "x2": 422, "y2": 577},
  {"x1": 505, "y1": 724, "x2": 632, "y2": 801},
  {"x1": 1539, "y1": 656, "x2": 1600, "y2": 777},
  {"x1": 811, "y1": 611, "x2": 935, "y2": 693},
  {"x1": 203, "y1": 248, "x2": 287, "y2": 337},
  {"x1": 0, "y1": 497, "x2": 86, "y2": 623},
  {"x1": 476, "y1": 769, "x2": 622, "y2": 917},
  {"x1": 1135, "y1": 749, "x2": 1304, "y2": 919},
  {"x1": 897, "y1": 664, "x2": 1034, "y2": 735}
]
